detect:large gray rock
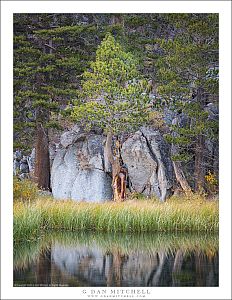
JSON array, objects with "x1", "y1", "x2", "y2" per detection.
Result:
[
  {"x1": 13, "y1": 152, "x2": 30, "y2": 176},
  {"x1": 13, "y1": 160, "x2": 20, "y2": 176},
  {"x1": 52, "y1": 125, "x2": 174, "y2": 202},
  {"x1": 51, "y1": 134, "x2": 112, "y2": 202},
  {"x1": 121, "y1": 127, "x2": 173, "y2": 201},
  {"x1": 51, "y1": 240, "x2": 169, "y2": 287},
  {"x1": 27, "y1": 148, "x2": 35, "y2": 173},
  {"x1": 14, "y1": 150, "x2": 22, "y2": 161},
  {"x1": 60, "y1": 126, "x2": 86, "y2": 148},
  {"x1": 19, "y1": 157, "x2": 29, "y2": 174},
  {"x1": 13, "y1": 150, "x2": 22, "y2": 175}
]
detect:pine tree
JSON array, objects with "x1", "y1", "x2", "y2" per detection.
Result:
[
  {"x1": 13, "y1": 13, "x2": 219, "y2": 195},
  {"x1": 71, "y1": 33, "x2": 150, "y2": 201},
  {"x1": 154, "y1": 13, "x2": 219, "y2": 192},
  {"x1": 13, "y1": 13, "x2": 130, "y2": 190},
  {"x1": 14, "y1": 14, "x2": 96, "y2": 189}
]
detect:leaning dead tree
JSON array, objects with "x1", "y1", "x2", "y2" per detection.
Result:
[{"x1": 105, "y1": 132, "x2": 127, "y2": 202}]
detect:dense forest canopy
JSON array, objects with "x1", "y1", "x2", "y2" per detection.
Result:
[{"x1": 13, "y1": 13, "x2": 219, "y2": 195}]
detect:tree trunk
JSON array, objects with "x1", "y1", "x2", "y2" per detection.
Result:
[
  {"x1": 111, "y1": 14, "x2": 124, "y2": 27},
  {"x1": 172, "y1": 249, "x2": 184, "y2": 286},
  {"x1": 106, "y1": 249, "x2": 128, "y2": 286},
  {"x1": 34, "y1": 123, "x2": 51, "y2": 191},
  {"x1": 114, "y1": 249, "x2": 126, "y2": 287},
  {"x1": 104, "y1": 132, "x2": 113, "y2": 173},
  {"x1": 173, "y1": 161, "x2": 192, "y2": 196},
  {"x1": 36, "y1": 247, "x2": 51, "y2": 285},
  {"x1": 171, "y1": 143, "x2": 192, "y2": 196},
  {"x1": 147, "y1": 251, "x2": 166, "y2": 286},
  {"x1": 194, "y1": 134, "x2": 205, "y2": 192},
  {"x1": 194, "y1": 87, "x2": 206, "y2": 193},
  {"x1": 213, "y1": 142, "x2": 219, "y2": 179},
  {"x1": 104, "y1": 132, "x2": 127, "y2": 202},
  {"x1": 106, "y1": 253, "x2": 113, "y2": 287},
  {"x1": 195, "y1": 251, "x2": 206, "y2": 286},
  {"x1": 34, "y1": 42, "x2": 52, "y2": 191}
]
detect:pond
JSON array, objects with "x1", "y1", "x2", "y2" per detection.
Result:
[{"x1": 14, "y1": 232, "x2": 218, "y2": 287}]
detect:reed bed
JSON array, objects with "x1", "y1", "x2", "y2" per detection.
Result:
[{"x1": 13, "y1": 195, "x2": 219, "y2": 241}]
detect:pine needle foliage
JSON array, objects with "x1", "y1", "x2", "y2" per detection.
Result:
[{"x1": 71, "y1": 33, "x2": 150, "y2": 134}]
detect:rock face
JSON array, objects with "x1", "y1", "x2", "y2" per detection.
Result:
[
  {"x1": 27, "y1": 148, "x2": 35, "y2": 173},
  {"x1": 51, "y1": 126, "x2": 174, "y2": 202},
  {"x1": 60, "y1": 125, "x2": 86, "y2": 148},
  {"x1": 121, "y1": 127, "x2": 174, "y2": 201},
  {"x1": 13, "y1": 150, "x2": 30, "y2": 179},
  {"x1": 51, "y1": 131, "x2": 112, "y2": 202},
  {"x1": 19, "y1": 156, "x2": 29, "y2": 173}
]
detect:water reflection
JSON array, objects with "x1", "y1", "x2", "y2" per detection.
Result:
[{"x1": 14, "y1": 232, "x2": 218, "y2": 287}]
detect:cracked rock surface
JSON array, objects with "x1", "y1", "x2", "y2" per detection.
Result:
[
  {"x1": 121, "y1": 127, "x2": 174, "y2": 201},
  {"x1": 51, "y1": 131, "x2": 112, "y2": 202},
  {"x1": 51, "y1": 126, "x2": 174, "y2": 202}
]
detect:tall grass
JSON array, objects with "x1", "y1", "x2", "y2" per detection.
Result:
[
  {"x1": 13, "y1": 195, "x2": 219, "y2": 241},
  {"x1": 13, "y1": 202, "x2": 42, "y2": 241}
]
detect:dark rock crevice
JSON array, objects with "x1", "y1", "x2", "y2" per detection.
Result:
[
  {"x1": 121, "y1": 128, "x2": 174, "y2": 201},
  {"x1": 140, "y1": 131, "x2": 159, "y2": 166},
  {"x1": 140, "y1": 130, "x2": 161, "y2": 197}
]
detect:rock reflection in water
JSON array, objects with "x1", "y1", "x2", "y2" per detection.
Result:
[{"x1": 14, "y1": 232, "x2": 218, "y2": 287}]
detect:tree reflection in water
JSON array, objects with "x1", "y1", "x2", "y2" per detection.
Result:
[
  {"x1": 36, "y1": 247, "x2": 51, "y2": 285},
  {"x1": 14, "y1": 232, "x2": 218, "y2": 287}
]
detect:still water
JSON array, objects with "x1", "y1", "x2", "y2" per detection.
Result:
[{"x1": 14, "y1": 232, "x2": 218, "y2": 287}]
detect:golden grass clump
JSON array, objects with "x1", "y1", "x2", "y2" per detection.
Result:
[{"x1": 13, "y1": 195, "x2": 219, "y2": 241}]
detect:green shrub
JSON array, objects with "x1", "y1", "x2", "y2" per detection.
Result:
[{"x1": 13, "y1": 177, "x2": 38, "y2": 202}]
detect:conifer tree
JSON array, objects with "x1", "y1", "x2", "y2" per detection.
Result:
[
  {"x1": 13, "y1": 13, "x2": 219, "y2": 195},
  {"x1": 13, "y1": 14, "x2": 130, "y2": 190},
  {"x1": 154, "y1": 14, "x2": 219, "y2": 192},
  {"x1": 71, "y1": 33, "x2": 150, "y2": 201},
  {"x1": 14, "y1": 14, "x2": 97, "y2": 189}
]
